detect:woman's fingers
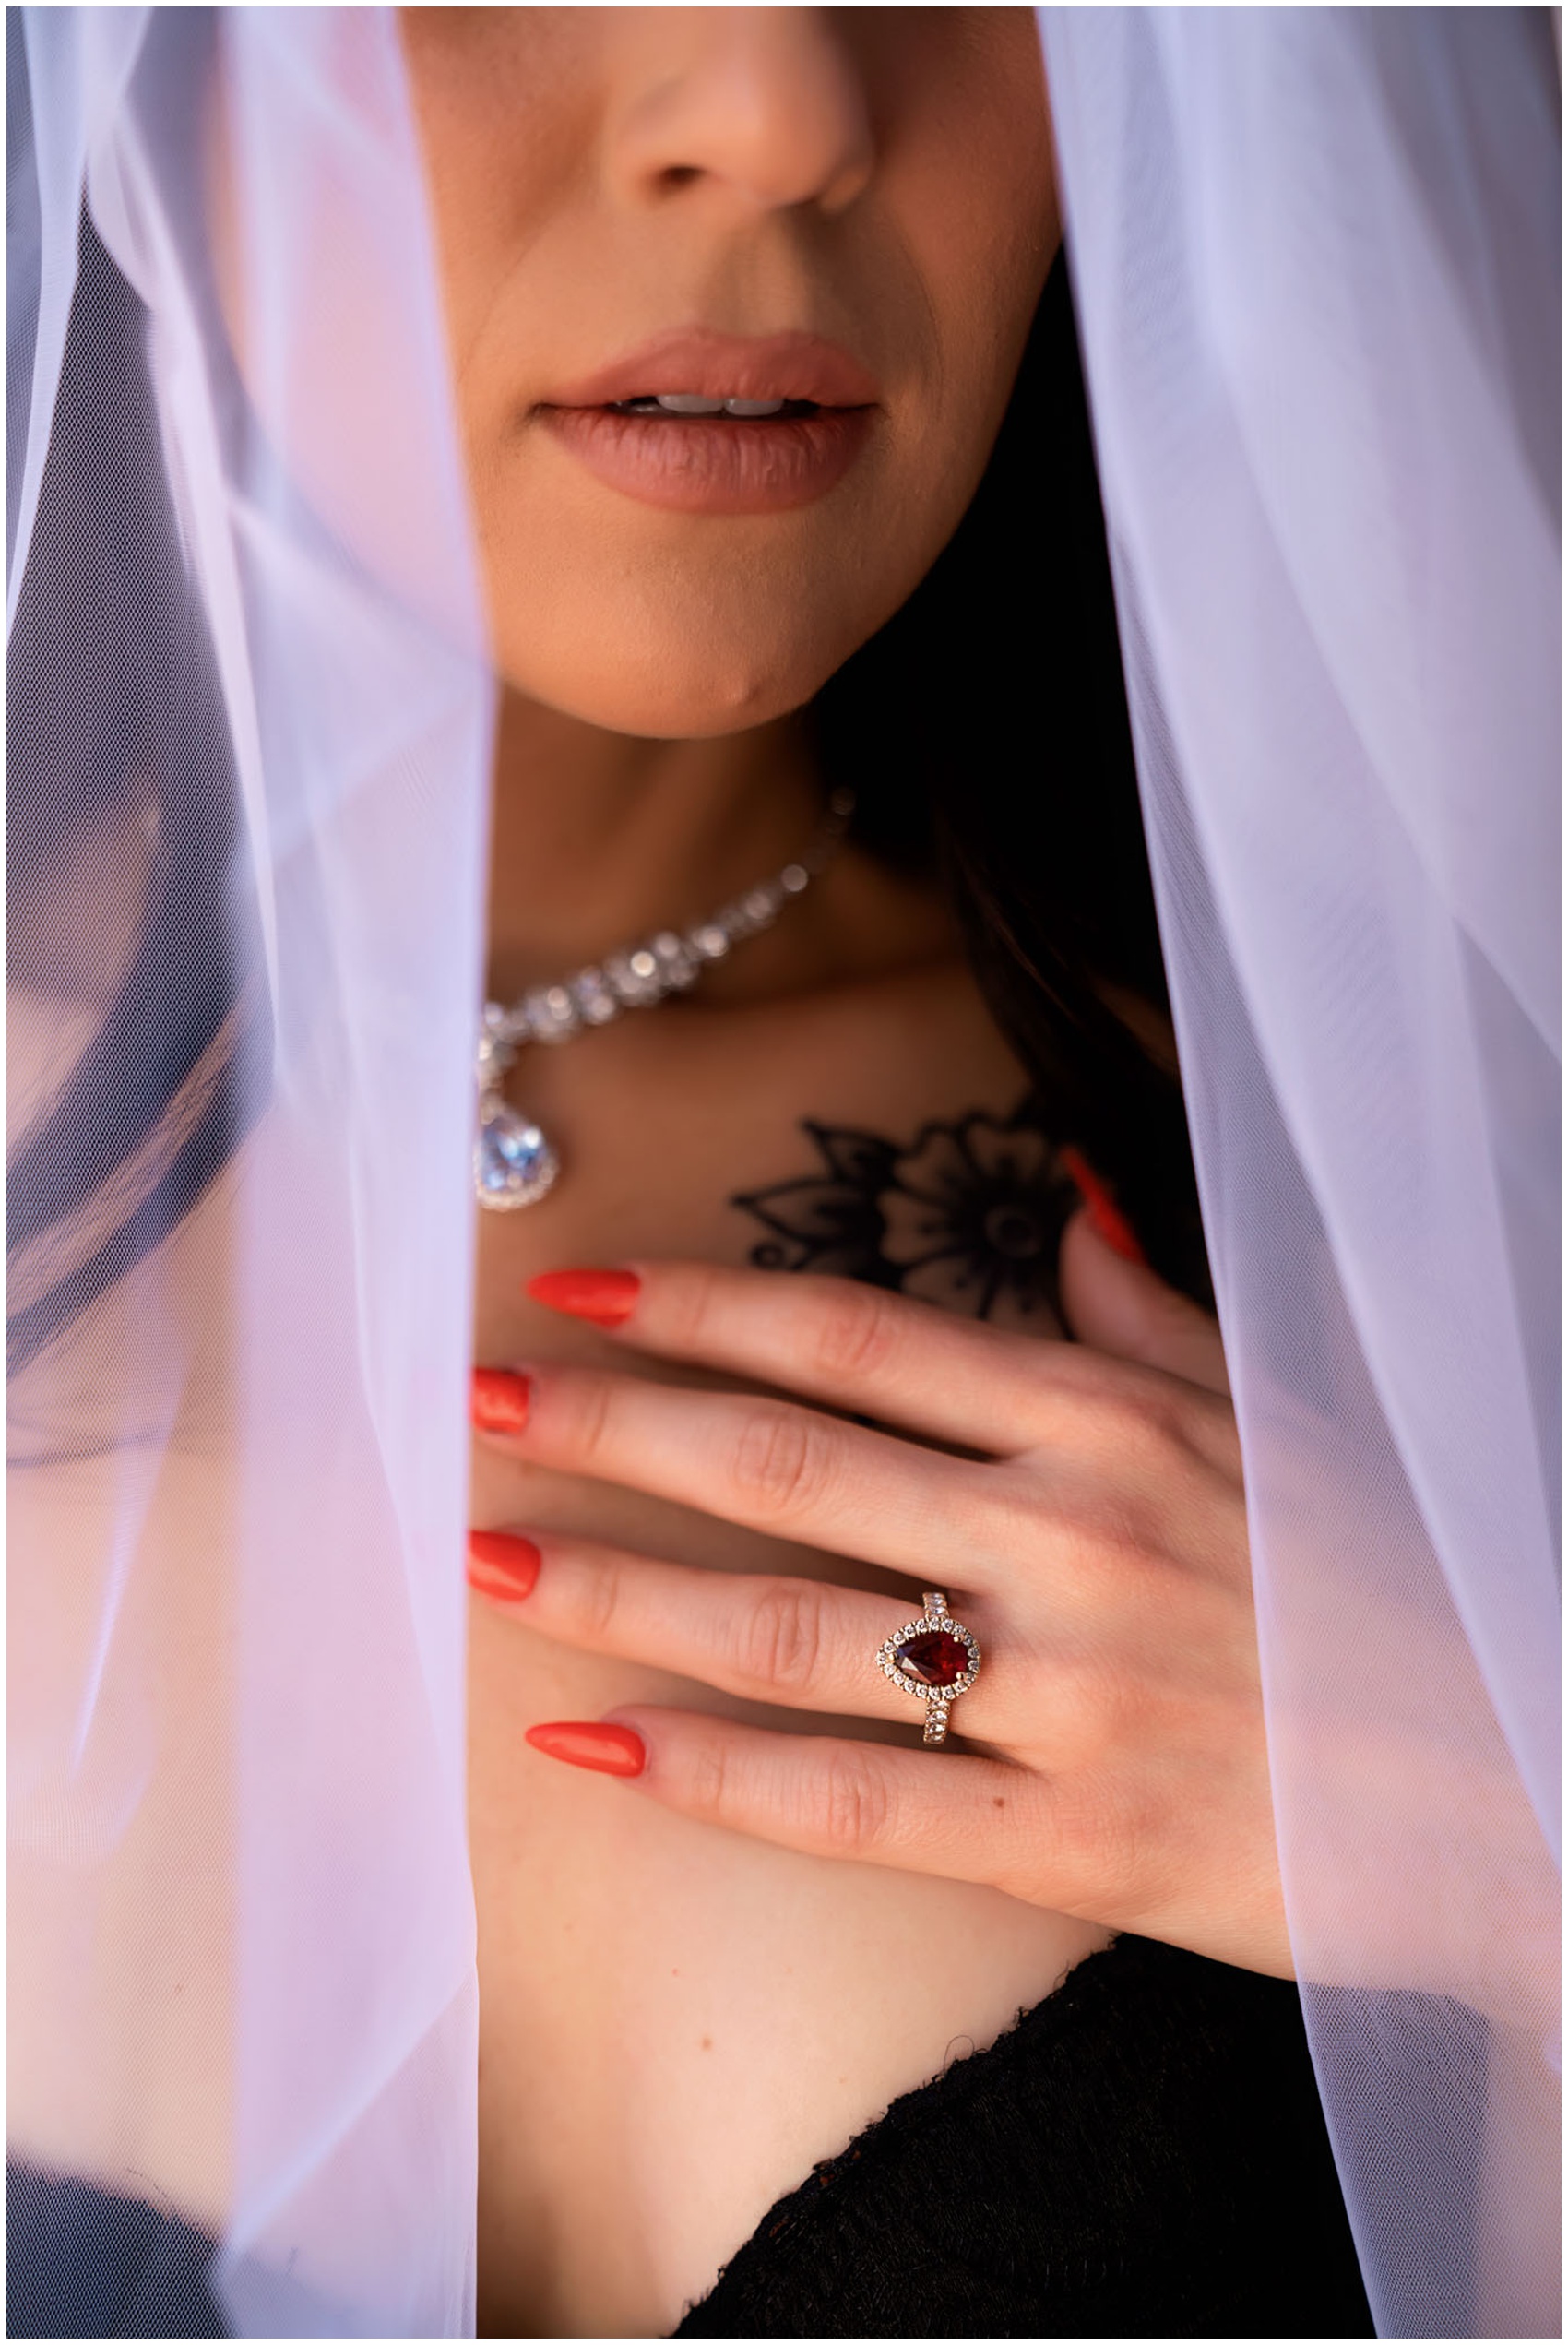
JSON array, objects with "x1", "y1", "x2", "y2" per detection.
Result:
[
  {"x1": 476, "y1": 1358, "x2": 1021, "y2": 1586},
  {"x1": 1058, "y1": 1210, "x2": 1231, "y2": 1399},
  {"x1": 522, "y1": 1257, "x2": 1238, "y2": 1480},
  {"x1": 471, "y1": 1526, "x2": 1005, "y2": 1729},
  {"x1": 563, "y1": 1704, "x2": 1077, "y2": 1906},
  {"x1": 527, "y1": 1259, "x2": 1073, "y2": 1454}
]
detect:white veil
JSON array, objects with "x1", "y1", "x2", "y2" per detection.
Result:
[
  {"x1": 1039, "y1": 11, "x2": 1560, "y2": 2333},
  {"x1": 8, "y1": 9, "x2": 1558, "y2": 2337},
  {"x1": 9, "y1": 10, "x2": 492, "y2": 2332}
]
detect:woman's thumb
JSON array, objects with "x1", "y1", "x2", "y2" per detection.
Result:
[{"x1": 1057, "y1": 1153, "x2": 1229, "y2": 1395}]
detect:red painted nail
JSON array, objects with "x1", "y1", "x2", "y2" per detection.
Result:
[
  {"x1": 1060, "y1": 1147, "x2": 1148, "y2": 1267},
  {"x1": 526, "y1": 1268, "x2": 641, "y2": 1329},
  {"x1": 467, "y1": 1530, "x2": 541, "y2": 1601},
  {"x1": 525, "y1": 1720, "x2": 646, "y2": 1778},
  {"x1": 470, "y1": 1367, "x2": 531, "y2": 1434}
]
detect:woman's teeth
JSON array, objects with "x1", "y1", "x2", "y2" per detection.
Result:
[{"x1": 614, "y1": 394, "x2": 793, "y2": 417}]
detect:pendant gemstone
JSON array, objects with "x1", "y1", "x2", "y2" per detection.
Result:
[
  {"x1": 893, "y1": 1629, "x2": 971, "y2": 1689},
  {"x1": 476, "y1": 1101, "x2": 560, "y2": 1209}
]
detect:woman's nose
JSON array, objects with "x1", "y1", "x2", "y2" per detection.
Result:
[{"x1": 608, "y1": 7, "x2": 874, "y2": 219}]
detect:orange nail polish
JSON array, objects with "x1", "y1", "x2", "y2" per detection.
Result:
[
  {"x1": 1060, "y1": 1147, "x2": 1147, "y2": 1267},
  {"x1": 470, "y1": 1367, "x2": 531, "y2": 1434},
  {"x1": 525, "y1": 1720, "x2": 646, "y2": 1778},
  {"x1": 467, "y1": 1530, "x2": 541, "y2": 1601},
  {"x1": 527, "y1": 1268, "x2": 641, "y2": 1328}
]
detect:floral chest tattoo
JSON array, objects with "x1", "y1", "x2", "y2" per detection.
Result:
[{"x1": 731, "y1": 1099, "x2": 1077, "y2": 1331}]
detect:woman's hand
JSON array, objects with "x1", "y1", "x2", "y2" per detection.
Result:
[{"x1": 469, "y1": 1214, "x2": 1290, "y2": 1978}]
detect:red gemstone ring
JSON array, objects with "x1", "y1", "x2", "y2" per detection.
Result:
[{"x1": 877, "y1": 1590, "x2": 981, "y2": 1747}]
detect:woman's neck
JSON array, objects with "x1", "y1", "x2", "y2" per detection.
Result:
[{"x1": 484, "y1": 687, "x2": 955, "y2": 1007}]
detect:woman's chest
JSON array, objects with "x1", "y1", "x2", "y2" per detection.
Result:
[{"x1": 469, "y1": 971, "x2": 1107, "y2": 2337}]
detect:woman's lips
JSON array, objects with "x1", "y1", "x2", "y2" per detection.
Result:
[
  {"x1": 538, "y1": 327, "x2": 878, "y2": 516},
  {"x1": 548, "y1": 327, "x2": 879, "y2": 411},
  {"x1": 540, "y1": 402, "x2": 873, "y2": 515}
]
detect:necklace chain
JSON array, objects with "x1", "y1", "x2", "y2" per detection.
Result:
[
  {"x1": 474, "y1": 788, "x2": 855, "y2": 1210},
  {"x1": 478, "y1": 786, "x2": 854, "y2": 1080}
]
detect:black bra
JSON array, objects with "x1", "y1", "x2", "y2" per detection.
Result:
[{"x1": 673, "y1": 1933, "x2": 1374, "y2": 2339}]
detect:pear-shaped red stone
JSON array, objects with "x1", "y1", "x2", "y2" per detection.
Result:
[{"x1": 894, "y1": 1629, "x2": 970, "y2": 1689}]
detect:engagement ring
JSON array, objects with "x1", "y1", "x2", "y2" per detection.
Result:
[{"x1": 877, "y1": 1591, "x2": 981, "y2": 1747}]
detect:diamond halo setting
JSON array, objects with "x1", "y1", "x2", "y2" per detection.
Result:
[{"x1": 876, "y1": 1590, "x2": 981, "y2": 1748}]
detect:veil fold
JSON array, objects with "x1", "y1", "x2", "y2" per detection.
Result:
[
  {"x1": 8, "y1": 9, "x2": 1558, "y2": 2335},
  {"x1": 10, "y1": 11, "x2": 492, "y2": 2332},
  {"x1": 1041, "y1": 10, "x2": 1560, "y2": 2333}
]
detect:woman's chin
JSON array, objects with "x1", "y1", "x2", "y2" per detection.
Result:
[{"x1": 489, "y1": 625, "x2": 837, "y2": 741}]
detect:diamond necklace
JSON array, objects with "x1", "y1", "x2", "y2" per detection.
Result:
[{"x1": 475, "y1": 788, "x2": 855, "y2": 1210}]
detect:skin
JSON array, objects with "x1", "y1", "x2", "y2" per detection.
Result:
[
  {"x1": 479, "y1": 1244, "x2": 1280, "y2": 1976},
  {"x1": 397, "y1": 11, "x2": 1283, "y2": 2335},
  {"x1": 401, "y1": 6, "x2": 1061, "y2": 737}
]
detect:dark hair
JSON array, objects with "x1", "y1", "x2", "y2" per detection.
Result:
[
  {"x1": 816, "y1": 256, "x2": 1211, "y2": 1304},
  {"x1": 7, "y1": 216, "x2": 263, "y2": 1377}
]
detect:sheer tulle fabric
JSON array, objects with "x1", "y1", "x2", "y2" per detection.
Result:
[
  {"x1": 7, "y1": 8, "x2": 1558, "y2": 2338},
  {"x1": 9, "y1": 11, "x2": 491, "y2": 2332},
  {"x1": 1040, "y1": 10, "x2": 1560, "y2": 2334}
]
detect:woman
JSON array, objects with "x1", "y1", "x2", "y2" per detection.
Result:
[
  {"x1": 407, "y1": 11, "x2": 1281, "y2": 2330},
  {"x1": 8, "y1": 9, "x2": 1558, "y2": 2339},
  {"x1": 411, "y1": 11, "x2": 1326, "y2": 2330}
]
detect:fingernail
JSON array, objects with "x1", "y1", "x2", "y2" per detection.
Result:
[
  {"x1": 1060, "y1": 1147, "x2": 1147, "y2": 1266},
  {"x1": 471, "y1": 1367, "x2": 531, "y2": 1434},
  {"x1": 467, "y1": 1530, "x2": 541, "y2": 1601},
  {"x1": 525, "y1": 1720, "x2": 646, "y2": 1778},
  {"x1": 526, "y1": 1268, "x2": 641, "y2": 1329}
]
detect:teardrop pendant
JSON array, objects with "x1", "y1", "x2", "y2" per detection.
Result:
[
  {"x1": 475, "y1": 1097, "x2": 560, "y2": 1210},
  {"x1": 474, "y1": 792, "x2": 854, "y2": 1212}
]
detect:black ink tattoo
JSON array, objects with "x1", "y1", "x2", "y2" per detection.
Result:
[{"x1": 731, "y1": 1099, "x2": 1078, "y2": 1328}]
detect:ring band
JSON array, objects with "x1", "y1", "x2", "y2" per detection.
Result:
[{"x1": 875, "y1": 1589, "x2": 981, "y2": 1748}]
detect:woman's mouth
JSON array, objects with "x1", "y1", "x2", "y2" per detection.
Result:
[
  {"x1": 538, "y1": 332, "x2": 878, "y2": 515},
  {"x1": 612, "y1": 393, "x2": 804, "y2": 418}
]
